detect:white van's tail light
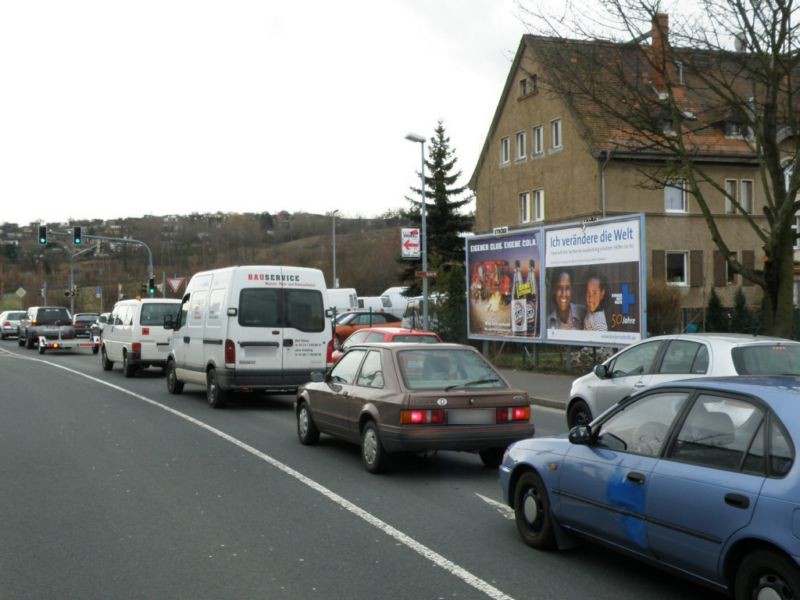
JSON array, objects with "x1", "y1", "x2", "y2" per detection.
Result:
[
  {"x1": 225, "y1": 339, "x2": 236, "y2": 365},
  {"x1": 132, "y1": 342, "x2": 142, "y2": 353},
  {"x1": 496, "y1": 406, "x2": 531, "y2": 422},
  {"x1": 142, "y1": 327, "x2": 150, "y2": 336},
  {"x1": 326, "y1": 338, "x2": 335, "y2": 366}
]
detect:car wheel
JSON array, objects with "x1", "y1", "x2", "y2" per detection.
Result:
[
  {"x1": 361, "y1": 421, "x2": 388, "y2": 474},
  {"x1": 0, "y1": 333, "x2": 5, "y2": 340},
  {"x1": 206, "y1": 368, "x2": 227, "y2": 408},
  {"x1": 101, "y1": 346, "x2": 114, "y2": 371},
  {"x1": 122, "y1": 351, "x2": 136, "y2": 378},
  {"x1": 567, "y1": 400, "x2": 592, "y2": 429},
  {"x1": 513, "y1": 470, "x2": 556, "y2": 550},
  {"x1": 479, "y1": 447, "x2": 505, "y2": 468},
  {"x1": 166, "y1": 360, "x2": 184, "y2": 394},
  {"x1": 92, "y1": 345, "x2": 99, "y2": 355},
  {"x1": 18, "y1": 334, "x2": 25, "y2": 346},
  {"x1": 734, "y1": 550, "x2": 800, "y2": 600},
  {"x1": 297, "y1": 401, "x2": 320, "y2": 445},
  {"x1": 38, "y1": 345, "x2": 45, "y2": 354},
  {"x1": 25, "y1": 335, "x2": 35, "y2": 349}
]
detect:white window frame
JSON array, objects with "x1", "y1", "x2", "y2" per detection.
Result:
[
  {"x1": 532, "y1": 125, "x2": 543, "y2": 156},
  {"x1": 519, "y1": 79, "x2": 528, "y2": 97},
  {"x1": 519, "y1": 192, "x2": 531, "y2": 223},
  {"x1": 500, "y1": 137, "x2": 510, "y2": 165},
  {"x1": 533, "y1": 189, "x2": 544, "y2": 221},
  {"x1": 665, "y1": 179, "x2": 687, "y2": 213},
  {"x1": 740, "y1": 179, "x2": 753, "y2": 214},
  {"x1": 550, "y1": 118, "x2": 562, "y2": 149},
  {"x1": 724, "y1": 179, "x2": 737, "y2": 214},
  {"x1": 666, "y1": 251, "x2": 689, "y2": 286},
  {"x1": 516, "y1": 131, "x2": 527, "y2": 160}
]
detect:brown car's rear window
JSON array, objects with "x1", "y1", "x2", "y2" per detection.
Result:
[{"x1": 398, "y1": 348, "x2": 506, "y2": 390}]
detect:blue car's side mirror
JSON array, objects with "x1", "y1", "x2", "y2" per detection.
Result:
[{"x1": 568, "y1": 425, "x2": 592, "y2": 445}]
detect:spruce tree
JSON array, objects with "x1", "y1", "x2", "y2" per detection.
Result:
[
  {"x1": 730, "y1": 287, "x2": 754, "y2": 334},
  {"x1": 400, "y1": 121, "x2": 473, "y2": 294},
  {"x1": 705, "y1": 288, "x2": 727, "y2": 333}
]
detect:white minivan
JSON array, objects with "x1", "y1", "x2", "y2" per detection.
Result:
[
  {"x1": 164, "y1": 265, "x2": 333, "y2": 408},
  {"x1": 101, "y1": 298, "x2": 182, "y2": 377}
]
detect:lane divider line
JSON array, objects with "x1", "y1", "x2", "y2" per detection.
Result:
[
  {"x1": 475, "y1": 493, "x2": 515, "y2": 520},
  {"x1": 2, "y1": 349, "x2": 516, "y2": 600}
]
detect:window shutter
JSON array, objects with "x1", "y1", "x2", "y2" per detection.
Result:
[
  {"x1": 742, "y1": 250, "x2": 755, "y2": 286},
  {"x1": 690, "y1": 250, "x2": 704, "y2": 287},
  {"x1": 713, "y1": 251, "x2": 726, "y2": 287},
  {"x1": 652, "y1": 250, "x2": 665, "y2": 281}
]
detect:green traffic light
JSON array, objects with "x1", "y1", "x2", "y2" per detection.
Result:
[{"x1": 73, "y1": 226, "x2": 82, "y2": 245}]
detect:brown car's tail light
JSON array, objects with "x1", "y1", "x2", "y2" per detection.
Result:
[
  {"x1": 400, "y1": 409, "x2": 446, "y2": 425},
  {"x1": 496, "y1": 406, "x2": 531, "y2": 422},
  {"x1": 224, "y1": 339, "x2": 236, "y2": 365}
]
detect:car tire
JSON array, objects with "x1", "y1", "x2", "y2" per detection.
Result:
[
  {"x1": 297, "y1": 401, "x2": 320, "y2": 445},
  {"x1": 734, "y1": 549, "x2": 800, "y2": 600},
  {"x1": 513, "y1": 470, "x2": 556, "y2": 550},
  {"x1": 92, "y1": 345, "x2": 99, "y2": 355},
  {"x1": 479, "y1": 447, "x2": 505, "y2": 468},
  {"x1": 206, "y1": 368, "x2": 227, "y2": 408},
  {"x1": 0, "y1": 333, "x2": 5, "y2": 340},
  {"x1": 361, "y1": 421, "x2": 388, "y2": 474},
  {"x1": 567, "y1": 399, "x2": 592, "y2": 429},
  {"x1": 38, "y1": 345, "x2": 45, "y2": 354},
  {"x1": 166, "y1": 360, "x2": 184, "y2": 394},
  {"x1": 25, "y1": 335, "x2": 35, "y2": 349},
  {"x1": 101, "y1": 346, "x2": 114, "y2": 371},
  {"x1": 122, "y1": 351, "x2": 136, "y2": 378},
  {"x1": 18, "y1": 334, "x2": 24, "y2": 347}
]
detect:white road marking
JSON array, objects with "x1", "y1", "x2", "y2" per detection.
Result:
[
  {"x1": 476, "y1": 493, "x2": 515, "y2": 520},
  {"x1": 4, "y1": 349, "x2": 517, "y2": 600}
]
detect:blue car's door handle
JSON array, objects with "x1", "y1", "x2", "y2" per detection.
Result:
[
  {"x1": 626, "y1": 472, "x2": 646, "y2": 485},
  {"x1": 724, "y1": 493, "x2": 750, "y2": 509}
]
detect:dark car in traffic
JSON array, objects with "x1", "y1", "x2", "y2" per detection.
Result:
[{"x1": 295, "y1": 343, "x2": 533, "y2": 473}]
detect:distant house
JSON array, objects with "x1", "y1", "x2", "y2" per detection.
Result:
[{"x1": 468, "y1": 14, "x2": 791, "y2": 324}]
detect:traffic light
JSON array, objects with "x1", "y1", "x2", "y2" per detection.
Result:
[
  {"x1": 38, "y1": 225, "x2": 47, "y2": 245},
  {"x1": 148, "y1": 276, "x2": 156, "y2": 296},
  {"x1": 73, "y1": 226, "x2": 82, "y2": 245}
]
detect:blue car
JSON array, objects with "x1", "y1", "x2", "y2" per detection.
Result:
[{"x1": 500, "y1": 376, "x2": 800, "y2": 599}]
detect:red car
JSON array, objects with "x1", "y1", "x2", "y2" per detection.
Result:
[
  {"x1": 332, "y1": 327, "x2": 441, "y2": 363},
  {"x1": 332, "y1": 311, "x2": 402, "y2": 345}
]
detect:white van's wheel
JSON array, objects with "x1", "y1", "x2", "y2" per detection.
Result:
[
  {"x1": 101, "y1": 346, "x2": 114, "y2": 371},
  {"x1": 206, "y1": 368, "x2": 228, "y2": 408},
  {"x1": 122, "y1": 351, "x2": 137, "y2": 378},
  {"x1": 166, "y1": 360, "x2": 183, "y2": 394}
]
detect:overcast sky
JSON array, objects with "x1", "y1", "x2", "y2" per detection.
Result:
[{"x1": 0, "y1": 1, "x2": 532, "y2": 226}]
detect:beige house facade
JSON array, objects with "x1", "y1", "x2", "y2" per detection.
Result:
[{"x1": 469, "y1": 18, "x2": 783, "y2": 328}]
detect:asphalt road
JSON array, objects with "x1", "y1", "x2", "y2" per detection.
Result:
[{"x1": 0, "y1": 341, "x2": 726, "y2": 600}]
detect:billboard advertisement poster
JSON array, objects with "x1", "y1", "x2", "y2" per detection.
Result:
[
  {"x1": 466, "y1": 229, "x2": 542, "y2": 340},
  {"x1": 544, "y1": 215, "x2": 644, "y2": 345}
]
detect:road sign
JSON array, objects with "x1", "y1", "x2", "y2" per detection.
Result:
[
  {"x1": 401, "y1": 228, "x2": 421, "y2": 259},
  {"x1": 167, "y1": 277, "x2": 185, "y2": 294},
  {"x1": 15, "y1": 287, "x2": 26, "y2": 298},
  {"x1": 415, "y1": 271, "x2": 437, "y2": 278}
]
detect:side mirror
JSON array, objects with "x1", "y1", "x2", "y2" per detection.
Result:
[
  {"x1": 163, "y1": 314, "x2": 175, "y2": 330},
  {"x1": 594, "y1": 364, "x2": 609, "y2": 379},
  {"x1": 568, "y1": 425, "x2": 593, "y2": 445}
]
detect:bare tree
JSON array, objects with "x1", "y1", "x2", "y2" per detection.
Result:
[{"x1": 521, "y1": 0, "x2": 800, "y2": 337}]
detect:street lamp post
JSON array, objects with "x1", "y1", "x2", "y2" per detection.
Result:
[
  {"x1": 331, "y1": 209, "x2": 339, "y2": 288},
  {"x1": 405, "y1": 132, "x2": 428, "y2": 330}
]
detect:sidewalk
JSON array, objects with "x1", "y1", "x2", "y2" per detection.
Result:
[{"x1": 497, "y1": 368, "x2": 573, "y2": 410}]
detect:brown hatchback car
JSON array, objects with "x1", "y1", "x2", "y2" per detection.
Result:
[{"x1": 295, "y1": 343, "x2": 534, "y2": 473}]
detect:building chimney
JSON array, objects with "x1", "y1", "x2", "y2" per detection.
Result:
[{"x1": 651, "y1": 13, "x2": 669, "y2": 89}]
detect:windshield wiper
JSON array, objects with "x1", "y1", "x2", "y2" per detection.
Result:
[{"x1": 445, "y1": 378, "x2": 500, "y2": 391}]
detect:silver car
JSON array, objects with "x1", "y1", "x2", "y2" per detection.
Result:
[
  {"x1": 566, "y1": 333, "x2": 800, "y2": 427},
  {"x1": 0, "y1": 310, "x2": 26, "y2": 339}
]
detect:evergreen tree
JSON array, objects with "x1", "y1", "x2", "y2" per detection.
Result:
[
  {"x1": 705, "y1": 288, "x2": 727, "y2": 333},
  {"x1": 730, "y1": 287, "x2": 754, "y2": 334},
  {"x1": 400, "y1": 121, "x2": 473, "y2": 297},
  {"x1": 435, "y1": 263, "x2": 468, "y2": 343}
]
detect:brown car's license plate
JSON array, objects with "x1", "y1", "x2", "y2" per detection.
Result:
[{"x1": 447, "y1": 408, "x2": 495, "y2": 425}]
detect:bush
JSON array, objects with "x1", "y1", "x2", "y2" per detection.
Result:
[
  {"x1": 646, "y1": 280, "x2": 682, "y2": 336},
  {"x1": 705, "y1": 288, "x2": 728, "y2": 332}
]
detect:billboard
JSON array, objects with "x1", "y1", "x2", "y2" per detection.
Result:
[
  {"x1": 544, "y1": 215, "x2": 645, "y2": 345},
  {"x1": 465, "y1": 214, "x2": 645, "y2": 347},
  {"x1": 466, "y1": 229, "x2": 542, "y2": 340}
]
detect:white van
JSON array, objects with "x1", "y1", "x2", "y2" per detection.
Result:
[
  {"x1": 101, "y1": 298, "x2": 182, "y2": 377},
  {"x1": 327, "y1": 287, "x2": 358, "y2": 316},
  {"x1": 357, "y1": 296, "x2": 384, "y2": 312},
  {"x1": 379, "y1": 286, "x2": 410, "y2": 318},
  {"x1": 165, "y1": 265, "x2": 332, "y2": 408}
]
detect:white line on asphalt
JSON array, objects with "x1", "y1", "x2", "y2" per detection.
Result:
[
  {"x1": 4, "y1": 349, "x2": 517, "y2": 600},
  {"x1": 475, "y1": 493, "x2": 514, "y2": 520}
]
